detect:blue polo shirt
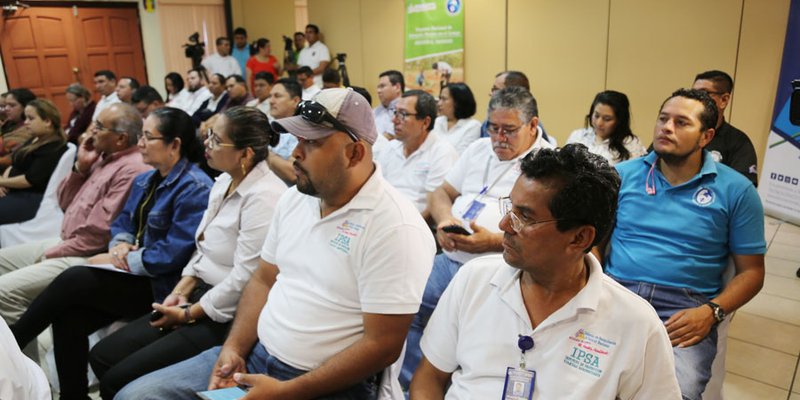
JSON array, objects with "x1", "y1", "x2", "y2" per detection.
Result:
[
  {"x1": 605, "y1": 151, "x2": 766, "y2": 296},
  {"x1": 232, "y1": 46, "x2": 250, "y2": 77}
]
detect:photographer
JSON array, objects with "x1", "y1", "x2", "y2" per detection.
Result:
[
  {"x1": 283, "y1": 32, "x2": 306, "y2": 79},
  {"x1": 296, "y1": 24, "x2": 330, "y2": 88}
]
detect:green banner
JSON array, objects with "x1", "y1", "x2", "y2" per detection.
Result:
[{"x1": 404, "y1": 0, "x2": 464, "y2": 96}]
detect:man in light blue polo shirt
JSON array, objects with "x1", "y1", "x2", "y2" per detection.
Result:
[{"x1": 600, "y1": 88, "x2": 765, "y2": 400}]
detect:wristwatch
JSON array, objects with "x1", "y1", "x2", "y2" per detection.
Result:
[
  {"x1": 180, "y1": 304, "x2": 197, "y2": 325},
  {"x1": 705, "y1": 301, "x2": 726, "y2": 323}
]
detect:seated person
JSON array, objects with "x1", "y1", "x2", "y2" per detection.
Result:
[
  {"x1": 432, "y1": 82, "x2": 481, "y2": 154},
  {"x1": 192, "y1": 73, "x2": 229, "y2": 126},
  {"x1": 376, "y1": 90, "x2": 457, "y2": 219},
  {"x1": 401, "y1": 87, "x2": 554, "y2": 387},
  {"x1": 64, "y1": 83, "x2": 97, "y2": 144},
  {"x1": 114, "y1": 88, "x2": 435, "y2": 400},
  {"x1": 265, "y1": 78, "x2": 302, "y2": 185},
  {"x1": 88, "y1": 107, "x2": 287, "y2": 399},
  {"x1": 222, "y1": 74, "x2": 254, "y2": 110},
  {"x1": 132, "y1": 86, "x2": 165, "y2": 119},
  {"x1": 410, "y1": 144, "x2": 681, "y2": 399},
  {"x1": 600, "y1": 89, "x2": 766, "y2": 400},
  {"x1": 0, "y1": 89, "x2": 36, "y2": 168},
  {"x1": 10, "y1": 107, "x2": 213, "y2": 400},
  {"x1": 0, "y1": 99, "x2": 68, "y2": 225},
  {"x1": 164, "y1": 72, "x2": 185, "y2": 104},
  {"x1": 567, "y1": 90, "x2": 646, "y2": 165},
  {"x1": 297, "y1": 66, "x2": 321, "y2": 100},
  {"x1": 0, "y1": 318, "x2": 50, "y2": 400},
  {"x1": 246, "y1": 71, "x2": 275, "y2": 116}
]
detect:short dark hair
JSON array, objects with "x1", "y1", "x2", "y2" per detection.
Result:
[
  {"x1": 694, "y1": 70, "x2": 734, "y2": 94},
  {"x1": 227, "y1": 74, "x2": 247, "y2": 90},
  {"x1": 165, "y1": 72, "x2": 185, "y2": 93},
  {"x1": 255, "y1": 38, "x2": 270, "y2": 50},
  {"x1": 189, "y1": 66, "x2": 209, "y2": 83},
  {"x1": 402, "y1": 90, "x2": 436, "y2": 132},
  {"x1": 275, "y1": 78, "x2": 302, "y2": 100},
  {"x1": 660, "y1": 88, "x2": 719, "y2": 132},
  {"x1": 233, "y1": 27, "x2": 247, "y2": 37},
  {"x1": 499, "y1": 70, "x2": 530, "y2": 91},
  {"x1": 223, "y1": 106, "x2": 279, "y2": 164},
  {"x1": 216, "y1": 37, "x2": 230, "y2": 46},
  {"x1": 210, "y1": 73, "x2": 226, "y2": 85},
  {"x1": 445, "y1": 82, "x2": 476, "y2": 119},
  {"x1": 350, "y1": 86, "x2": 372, "y2": 105},
  {"x1": 254, "y1": 71, "x2": 275, "y2": 85},
  {"x1": 297, "y1": 66, "x2": 313, "y2": 77},
  {"x1": 489, "y1": 86, "x2": 538, "y2": 122},
  {"x1": 520, "y1": 143, "x2": 621, "y2": 252},
  {"x1": 322, "y1": 69, "x2": 340, "y2": 85},
  {"x1": 94, "y1": 70, "x2": 117, "y2": 81},
  {"x1": 131, "y1": 85, "x2": 164, "y2": 105},
  {"x1": 294, "y1": 31, "x2": 305, "y2": 38},
  {"x1": 306, "y1": 24, "x2": 320, "y2": 34},
  {"x1": 379, "y1": 70, "x2": 405, "y2": 93},
  {"x1": 121, "y1": 76, "x2": 140, "y2": 90},
  {"x1": 150, "y1": 107, "x2": 204, "y2": 163}
]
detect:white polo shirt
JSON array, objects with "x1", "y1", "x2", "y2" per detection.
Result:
[
  {"x1": 431, "y1": 116, "x2": 481, "y2": 154},
  {"x1": 297, "y1": 41, "x2": 331, "y2": 87},
  {"x1": 92, "y1": 92, "x2": 120, "y2": 121},
  {"x1": 201, "y1": 53, "x2": 242, "y2": 78},
  {"x1": 421, "y1": 254, "x2": 681, "y2": 400},
  {"x1": 444, "y1": 135, "x2": 553, "y2": 264},
  {"x1": 182, "y1": 162, "x2": 287, "y2": 323},
  {"x1": 246, "y1": 98, "x2": 271, "y2": 117},
  {"x1": 258, "y1": 165, "x2": 436, "y2": 370},
  {"x1": 170, "y1": 87, "x2": 212, "y2": 116},
  {"x1": 376, "y1": 132, "x2": 458, "y2": 213},
  {"x1": 302, "y1": 85, "x2": 321, "y2": 101}
]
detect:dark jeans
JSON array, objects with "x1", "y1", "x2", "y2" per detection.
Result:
[
  {"x1": 116, "y1": 343, "x2": 380, "y2": 400},
  {"x1": 0, "y1": 190, "x2": 43, "y2": 224},
  {"x1": 10, "y1": 266, "x2": 153, "y2": 400},
  {"x1": 89, "y1": 282, "x2": 229, "y2": 400}
]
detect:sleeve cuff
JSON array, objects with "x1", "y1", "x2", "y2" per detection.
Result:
[
  {"x1": 127, "y1": 248, "x2": 152, "y2": 277},
  {"x1": 110, "y1": 232, "x2": 135, "y2": 250}
]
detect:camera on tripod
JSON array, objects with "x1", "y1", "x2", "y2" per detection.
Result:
[
  {"x1": 183, "y1": 32, "x2": 205, "y2": 68},
  {"x1": 336, "y1": 53, "x2": 347, "y2": 64}
]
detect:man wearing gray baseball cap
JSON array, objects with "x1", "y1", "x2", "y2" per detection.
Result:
[{"x1": 115, "y1": 88, "x2": 435, "y2": 400}]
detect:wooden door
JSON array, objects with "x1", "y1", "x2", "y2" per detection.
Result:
[
  {"x1": 0, "y1": 5, "x2": 147, "y2": 121},
  {"x1": 0, "y1": 7, "x2": 82, "y2": 119}
]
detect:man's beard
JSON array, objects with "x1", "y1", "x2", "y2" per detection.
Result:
[{"x1": 293, "y1": 161, "x2": 318, "y2": 196}]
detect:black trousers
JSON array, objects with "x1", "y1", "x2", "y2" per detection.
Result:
[
  {"x1": 10, "y1": 266, "x2": 153, "y2": 400},
  {"x1": 0, "y1": 190, "x2": 43, "y2": 224},
  {"x1": 89, "y1": 285, "x2": 230, "y2": 400}
]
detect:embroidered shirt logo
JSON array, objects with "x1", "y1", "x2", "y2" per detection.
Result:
[
  {"x1": 329, "y1": 220, "x2": 365, "y2": 254},
  {"x1": 693, "y1": 187, "x2": 715, "y2": 207},
  {"x1": 710, "y1": 150, "x2": 723, "y2": 162},
  {"x1": 563, "y1": 329, "x2": 616, "y2": 378}
]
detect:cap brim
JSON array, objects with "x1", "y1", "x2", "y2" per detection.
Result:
[{"x1": 270, "y1": 116, "x2": 337, "y2": 141}]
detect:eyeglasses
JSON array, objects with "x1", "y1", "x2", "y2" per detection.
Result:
[
  {"x1": 696, "y1": 89, "x2": 726, "y2": 97},
  {"x1": 499, "y1": 196, "x2": 560, "y2": 233},
  {"x1": 137, "y1": 131, "x2": 167, "y2": 142},
  {"x1": 206, "y1": 129, "x2": 237, "y2": 150},
  {"x1": 393, "y1": 110, "x2": 418, "y2": 121},
  {"x1": 486, "y1": 123, "x2": 523, "y2": 138},
  {"x1": 297, "y1": 100, "x2": 359, "y2": 142}
]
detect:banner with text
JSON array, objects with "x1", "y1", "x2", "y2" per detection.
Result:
[
  {"x1": 759, "y1": 0, "x2": 800, "y2": 225},
  {"x1": 404, "y1": 0, "x2": 464, "y2": 97}
]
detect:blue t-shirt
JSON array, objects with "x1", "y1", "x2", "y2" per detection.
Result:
[
  {"x1": 605, "y1": 150, "x2": 766, "y2": 296},
  {"x1": 232, "y1": 46, "x2": 250, "y2": 77}
]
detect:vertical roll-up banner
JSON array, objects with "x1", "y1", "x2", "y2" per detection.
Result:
[
  {"x1": 403, "y1": 0, "x2": 465, "y2": 97},
  {"x1": 759, "y1": 0, "x2": 800, "y2": 225}
]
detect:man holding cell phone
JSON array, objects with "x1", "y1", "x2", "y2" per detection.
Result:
[
  {"x1": 400, "y1": 87, "x2": 554, "y2": 388},
  {"x1": 116, "y1": 88, "x2": 435, "y2": 400}
]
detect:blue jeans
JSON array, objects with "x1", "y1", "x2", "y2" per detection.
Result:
[
  {"x1": 611, "y1": 276, "x2": 718, "y2": 400},
  {"x1": 115, "y1": 343, "x2": 378, "y2": 400},
  {"x1": 400, "y1": 254, "x2": 463, "y2": 388}
]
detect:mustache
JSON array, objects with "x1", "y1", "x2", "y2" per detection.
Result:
[
  {"x1": 493, "y1": 142, "x2": 512, "y2": 150},
  {"x1": 292, "y1": 160, "x2": 308, "y2": 175}
]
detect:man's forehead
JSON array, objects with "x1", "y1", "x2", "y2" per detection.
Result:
[
  {"x1": 660, "y1": 97, "x2": 703, "y2": 119},
  {"x1": 397, "y1": 96, "x2": 415, "y2": 109},
  {"x1": 489, "y1": 108, "x2": 522, "y2": 124}
]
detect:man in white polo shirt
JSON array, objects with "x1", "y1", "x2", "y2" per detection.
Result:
[
  {"x1": 400, "y1": 86, "x2": 553, "y2": 387},
  {"x1": 410, "y1": 144, "x2": 681, "y2": 399},
  {"x1": 376, "y1": 90, "x2": 457, "y2": 219},
  {"x1": 91, "y1": 70, "x2": 121, "y2": 121},
  {"x1": 296, "y1": 24, "x2": 330, "y2": 88},
  {"x1": 115, "y1": 88, "x2": 435, "y2": 400}
]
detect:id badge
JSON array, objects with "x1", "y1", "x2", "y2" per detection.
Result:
[
  {"x1": 502, "y1": 367, "x2": 535, "y2": 400},
  {"x1": 461, "y1": 199, "x2": 486, "y2": 222}
]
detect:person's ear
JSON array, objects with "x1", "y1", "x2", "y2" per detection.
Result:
[
  {"x1": 700, "y1": 128, "x2": 715, "y2": 148},
  {"x1": 346, "y1": 141, "x2": 367, "y2": 167},
  {"x1": 569, "y1": 225, "x2": 596, "y2": 254}
]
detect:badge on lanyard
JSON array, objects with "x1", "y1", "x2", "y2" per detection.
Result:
[
  {"x1": 461, "y1": 187, "x2": 488, "y2": 222},
  {"x1": 503, "y1": 334, "x2": 535, "y2": 400}
]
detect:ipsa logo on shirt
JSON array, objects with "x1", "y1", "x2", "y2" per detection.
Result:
[
  {"x1": 693, "y1": 187, "x2": 715, "y2": 207},
  {"x1": 445, "y1": 0, "x2": 461, "y2": 15}
]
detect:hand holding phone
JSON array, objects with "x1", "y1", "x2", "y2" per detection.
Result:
[
  {"x1": 150, "y1": 309, "x2": 164, "y2": 322},
  {"x1": 441, "y1": 224, "x2": 472, "y2": 236}
]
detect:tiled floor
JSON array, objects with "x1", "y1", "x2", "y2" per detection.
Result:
[{"x1": 723, "y1": 216, "x2": 800, "y2": 400}]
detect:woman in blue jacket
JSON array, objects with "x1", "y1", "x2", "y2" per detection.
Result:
[{"x1": 10, "y1": 107, "x2": 212, "y2": 400}]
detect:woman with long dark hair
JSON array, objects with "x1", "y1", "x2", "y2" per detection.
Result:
[
  {"x1": 10, "y1": 107, "x2": 212, "y2": 400},
  {"x1": 0, "y1": 99, "x2": 67, "y2": 224},
  {"x1": 432, "y1": 82, "x2": 481, "y2": 153},
  {"x1": 567, "y1": 90, "x2": 646, "y2": 165},
  {"x1": 164, "y1": 72, "x2": 185, "y2": 103}
]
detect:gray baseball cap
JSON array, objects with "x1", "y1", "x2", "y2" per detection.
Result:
[{"x1": 270, "y1": 87, "x2": 378, "y2": 145}]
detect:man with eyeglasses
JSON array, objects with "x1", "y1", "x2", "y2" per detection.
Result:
[
  {"x1": 409, "y1": 144, "x2": 681, "y2": 399},
  {"x1": 374, "y1": 70, "x2": 405, "y2": 142},
  {"x1": 375, "y1": 90, "x2": 458, "y2": 219},
  {"x1": 400, "y1": 86, "x2": 554, "y2": 387},
  {"x1": 480, "y1": 71, "x2": 556, "y2": 146},
  {"x1": 0, "y1": 103, "x2": 150, "y2": 351},
  {"x1": 691, "y1": 70, "x2": 758, "y2": 186},
  {"x1": 115, "y1": 87, "x2": 435, "y2": 399}
]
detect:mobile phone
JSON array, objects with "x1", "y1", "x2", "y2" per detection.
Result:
[
  {"x1": 150, "y1": 309, "x2": 164, "y2": 322},
  {"x1": 196, "y1": 386, "x2": 247, "y2": 400},
  {"x1": 442, "y1": 224, "x2": 471, "y2": 236}
]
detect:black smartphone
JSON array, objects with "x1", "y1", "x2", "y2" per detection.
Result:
[
  {"x1": 442, "y1": 224, "x2": 471, "y2": 236},
  {"x1": 150, "y1": 310, "x2": 164, "y2": 322}
]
